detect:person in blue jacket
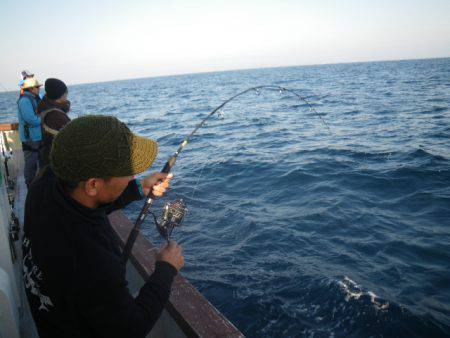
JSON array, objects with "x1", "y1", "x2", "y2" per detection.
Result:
[{"x1": 17, "y1": 76, "x2": 43, "y2": 189}]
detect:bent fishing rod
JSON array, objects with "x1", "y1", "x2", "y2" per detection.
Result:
[{"x1": 122, "y1": 85, "x2": 331, "y2": 263}]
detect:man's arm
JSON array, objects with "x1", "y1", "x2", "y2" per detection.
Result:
[
  {"x1": 76, "y1": 260, "x2": 177, "y2": 338},
  {"x1": 18, "y1": 98, "x2": 41, "y2": 126},
  {"x1": 75, "y1": 241, "x2": 183, "y2": 338},
  {"x1": 108, "y1": 173, "x2": 173, "y2": 212}
]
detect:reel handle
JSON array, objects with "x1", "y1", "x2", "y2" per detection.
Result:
[{"x1": 122, "y1": 154, "x2": 178, "y2": 263}]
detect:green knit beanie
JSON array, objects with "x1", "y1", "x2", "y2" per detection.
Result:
[{"x1": 50, "y1": 115, "x2": 158, "y2": 182}]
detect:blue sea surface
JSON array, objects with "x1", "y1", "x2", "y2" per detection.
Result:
[{"x1": 1, "y1": 58, "x2": 450, "y2": 337}]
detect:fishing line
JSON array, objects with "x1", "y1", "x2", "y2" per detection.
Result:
[
  {"x1": 0, "y1": 83, "x2": 9, "y2": 92},
  {"x1": 122, "y1": 85, "x2": 332, "y2": 262},
  {"x1": 191, "y1": 161, "x2": 207, "y2": 199}
]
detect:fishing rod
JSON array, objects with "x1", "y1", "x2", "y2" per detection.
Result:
[{"x1": 122, "y1": 85, "x2": 331, "y2": 263}]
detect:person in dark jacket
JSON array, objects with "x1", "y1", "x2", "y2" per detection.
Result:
[
  {"x1": 37, "y1": 78, "x2": 71, "y2": 166},
  {"x1": 22, "y1": 115, "x2": 183, "y2": 338},
  {"x1": 17, "y1": 76, "x2": 43, "y2": 189}
]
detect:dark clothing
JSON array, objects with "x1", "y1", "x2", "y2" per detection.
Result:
[
  {"x1": 36, "y1": 96, "x2": 71, "y2": 166},
  {"x1": 22, "y1": 140, "x2": 43, "y2": 189},
  {"x1": 23, "y1": 168, "x2": 177, "y2": 338}
]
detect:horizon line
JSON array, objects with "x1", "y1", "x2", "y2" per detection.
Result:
[{"x1": 1, "y1": 55, "x2": 449, "y2": 93}]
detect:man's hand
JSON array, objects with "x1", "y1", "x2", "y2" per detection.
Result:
[
  {"x1": 156, "y1": 241, "x2": 184, "y2": 271},
  {"x1": 140, "y1": 172, "x2": 174, "y2": 197}
]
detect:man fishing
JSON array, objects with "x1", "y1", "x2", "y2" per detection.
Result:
[
  {"x1": 22, "y1": 115, "x2": 184, "y2": 338},
  {"x1": 17, "y1": 76, "x2": 43, "y2": 189}
]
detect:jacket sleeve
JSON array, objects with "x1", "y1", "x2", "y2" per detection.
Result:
[
  {"x1": 18, "y1": 98, "x2": 41, "y2": 126},
  {"x1": 76, "y1": 260, "x2": 177, "y2": 338},
  {"x1": 108, "y1": 179, "x2": 143, "y2": 213}
]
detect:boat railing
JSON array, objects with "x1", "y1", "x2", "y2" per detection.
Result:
[{"x1": 1, "y1": 122, "x2": 29, "y2": 338}]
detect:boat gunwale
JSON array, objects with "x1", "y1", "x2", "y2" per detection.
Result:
[{"x1": 0, "y1": 123, "x2": 18, "y2": 132}]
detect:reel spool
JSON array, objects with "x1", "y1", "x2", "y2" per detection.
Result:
[{"x1": 155, "y1": 198, "x2": 187, "y2": 241}]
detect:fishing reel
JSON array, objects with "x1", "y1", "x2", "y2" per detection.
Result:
[{"x1": 151, "y1": 198, "x2": 187, "y2": 242}]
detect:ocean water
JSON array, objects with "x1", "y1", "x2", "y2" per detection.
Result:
[{"x1": 1, "y1": 58, "x2": 449, "y2": 337}]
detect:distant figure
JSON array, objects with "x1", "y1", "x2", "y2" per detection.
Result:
[
  {"x1": 22, "y1": 115, "x2": 182, "y2": 338},
  {"x1": 17, "y1": 76, "x2": 43, "y2": 189},
  {"x1": 37, "y1": 78, "x2": 71, "y2": 166},
  {"x1": 21, "y1": 70, "x2": 34, "y2": 79}
]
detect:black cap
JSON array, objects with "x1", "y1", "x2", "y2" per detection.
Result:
[{"x1": 45, "y1": 78, "x2": 67, "y2": 100}]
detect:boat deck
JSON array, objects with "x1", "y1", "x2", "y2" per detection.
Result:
[{"x1": 13, "y1": 142, "x2": 39, "y2": 338}]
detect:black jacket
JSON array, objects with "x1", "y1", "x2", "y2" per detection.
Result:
[
  {"x1": 23, "y1": 168, "x2": 177, "y2": 338},
  {"x1": 36, "y1": 96, "x2": 71, "y2": 166}
]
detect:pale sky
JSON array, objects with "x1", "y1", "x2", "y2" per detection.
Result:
[{"x1": 1, "y1": 0, "x2": 449, "y2": 90}]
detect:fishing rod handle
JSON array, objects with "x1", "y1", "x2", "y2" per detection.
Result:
[
  {"x1": 161, "y1": 154, "x2": 178, "y2": 173},
  {"x1": 122, "y1": 197, "x2": 155, "y2": 262},
  {"x1": 121, "y1": 227, "x2": 139, "y2": 263}
]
